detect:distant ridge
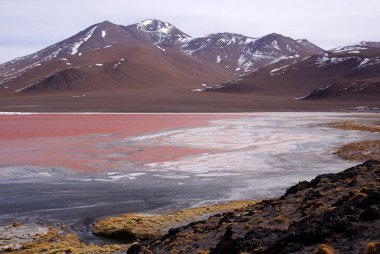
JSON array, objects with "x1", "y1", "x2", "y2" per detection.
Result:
[{"x1": 0, "y1": 19, "x2": 378, "y2": 112}]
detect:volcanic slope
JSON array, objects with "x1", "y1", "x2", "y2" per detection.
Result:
[
  {"x1": 0, "y1": 21, "x2": 233, "y2": 95},
  {"x1": 1, "y1": 20, "x2": 378, "y2": 111},
  {"x1": 205, "y1": 41, "x2": 380, "y2": 104}
]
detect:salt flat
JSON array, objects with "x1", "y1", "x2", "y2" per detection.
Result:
[{"x1": 0, "y1": 112, "x2": 378, "y2": 241}]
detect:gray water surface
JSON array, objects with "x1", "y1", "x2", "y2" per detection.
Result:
[{"x1": 0, "y1": 112, "x2": 378, "y2": 242}]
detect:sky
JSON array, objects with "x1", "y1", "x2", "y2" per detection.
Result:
[{"x1": 1, "y1": 0, "x2": 380, "y2": 64}]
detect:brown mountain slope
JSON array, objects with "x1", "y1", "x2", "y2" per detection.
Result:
[
  {"x1": 0, "y1": 43, "x2": 233, "y2": 95},
  {"x1": 0, "y1": 20, "x2": 378, "y2": 111},
  {"x1": 204, "y1": 45, "x2": 380, "y2": 103}
]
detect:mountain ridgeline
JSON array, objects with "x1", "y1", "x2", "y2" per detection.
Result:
[{"x1": 0, "y1": 19, "x2": 379, "y2": 112}]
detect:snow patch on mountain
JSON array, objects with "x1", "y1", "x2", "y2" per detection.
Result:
[
  {"x1": 133, "y1": 19, "x2": 190, "y2": 47},
  {"x1": 268, "y1": 54, "x2": 300, "y2": 65},
  {"x1": 250, "y1": 50, "x2": 275, "y2": 60},
  {"x1": 14, "y1": 82, "x2": 38, "y2": 93},
  {"x1": 71, "y1": 26, "x2": 97, "y2": 55},
  {"x1": 270, "y1": 64, "x2": 290, "y2": 75},
  {"x1": 236, "y1": 55, "x2": 253, "y2": 72},
  {"x1": 139, "y1": 19, "x2": 153, "y2": 27},
  {"x1": 316, "y1": 53, "x2": 331, "y2": 66},
  {"x1": 357, "y1": 56, "x2": 380, "y2": 69},
  {"x1": 294, "y1": 86, "x2": 330, "y2": 100},
  {"x1": 315, "y1": 52, "x2": 363, "y2": 67},
  {"x1": 332, "y1": 45, "x2": 367, "y2": 53},
  {"x1": 181, "y1": 32, "x2": 322, "y2": 74},
  {"x1": 0, "y1": 47, "x2": 64, "y2": 87},
  {"x1": 137, "y1": 19, "x2": 173, "y2": 35},
  {"x1": 330, "y1": 57, "x2": 357, "y2": 64},
  {"x1": 358, "y1": 58, "x2": 370, "y2": 67},
  {"x1": 271, "y1": 40, "x2": 280, "y2": 50},
  {"x1": 181, "y1": 33, "x2": 258, "y2": 72},
  {"x1": 155, "y1": 44, "x2": 166, "y2": 52}
]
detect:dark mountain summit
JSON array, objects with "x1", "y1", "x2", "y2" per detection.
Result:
[{"x1": 123, "y1": 19, "x2": 190, "y2": 47}]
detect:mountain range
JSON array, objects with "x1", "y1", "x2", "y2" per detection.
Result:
[{"x1": 0, "y1": 19, "x2": 379, "y2": 112}]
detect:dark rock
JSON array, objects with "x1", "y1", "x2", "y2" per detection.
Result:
[
  {"x1": 333, "y1": 194, "x2": 352, "y2": 207},
  {"x1": 210, "y1": 227, "x2": 241, "y2": 254},
  {"x1": 217, "y1": 212, "x2": 235, "y2": 225},
  {"x1": 346, "y1": 214, "x2": 359, "y2": 222},
  {"x1": 265, "y1": 210, "x2": 354, "y2": 254},
  {"x1": 284, "y1": 180, "x2": 309, "y2": 196},
  {"x1": 344, "y1": 206, "x2": 357, "y2": 214},
  {"x1": 127, "y1": 244, "x2": 142, "y2": 254},
  {"x1": 303, "y1": 189, "x2": 325, "y2": 201},
  {"x1": 356, "y1": 190, "x2": 380, "y2": 208},
  {"x1": 360, "y1": 206, "x2": 380, "y2": 220},
  {"x1": 167, "y1": 226, "x2": 183, "y2": 236},
  {"x1": 222, "y1": 226, "x2": 234, "y2": 240}
]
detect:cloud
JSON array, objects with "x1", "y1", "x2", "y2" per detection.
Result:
[{"x1": 1, "y1": 0, "x2": 380, "y2": 63}]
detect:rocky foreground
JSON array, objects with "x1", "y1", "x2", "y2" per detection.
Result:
[
  {"x1": 127, "y1": 160, "x2": 380, "y2": 254},
  {"x1": 2, "y1": 160, "x2": 379, "y2": 253}
]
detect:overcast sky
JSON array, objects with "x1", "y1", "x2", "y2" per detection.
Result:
[{"x1": 1, "y1": 0, "x2": 379, "y2": 63}]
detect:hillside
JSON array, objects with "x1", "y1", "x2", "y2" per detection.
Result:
[
  {"x1": 204, "y1": 42, "x2": 380, "y2": 104},
  {"x1": 0, "y1": 20, "x2": 379, "y2": 112}
]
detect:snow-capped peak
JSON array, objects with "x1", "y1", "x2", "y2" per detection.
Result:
[
  {"x1": 205, "y1": 33, "x2": 256, "y2": 46},
  {"x1": 140, "y1": 19, "x2": 154, "y2": 26},
  {"x1": 357, "y1": 41, "x2": 380, "y2": 48},
  {"x1": 137, "y1": 19, "x2": 175, "y2": 35},
  {"x1": 331, "y1": 45, "x2": 366, "y2": 54},
  {"x1": 125, "y1": 19, "x2": 191, "y2": 47},
  {"x1": 331, "y1": 41, "x2": 380, "y2": 53}
]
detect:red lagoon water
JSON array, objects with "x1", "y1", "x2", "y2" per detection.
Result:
[{"x1": 0, "y1": 114, "x2": 235, "y2": 171}]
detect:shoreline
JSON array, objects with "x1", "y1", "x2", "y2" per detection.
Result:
[
  {"x1": 0, "y1": 114, "x2": 378, "y2": 253},
  {"x1": 2, "y1": 160, "x2": 379, "y2": 253},
  {"x1": 91, "y1": 117, "x2": 379, "y2": 243},
  {"x1": 92, "y1": 200, "x2": 257, "y2": 240},
  {"x1": 329, "y1": 120, "x2": 380, "y2": 161},
  {"x1": 1, "y1": 110, "x2": 379, "y2": 114}
]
